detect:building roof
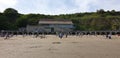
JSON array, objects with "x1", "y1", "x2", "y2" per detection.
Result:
[{"x1": 39, "y1": 19, "x2": 73, "y2": 24}]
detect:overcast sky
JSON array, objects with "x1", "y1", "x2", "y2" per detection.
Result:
[{"x1": 0, "y1": 0, "x2": 120, "y2": 15}]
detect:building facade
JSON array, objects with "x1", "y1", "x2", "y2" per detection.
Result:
[{"x1": 26, "y1": 19, "x2": 74, "y2": 32}]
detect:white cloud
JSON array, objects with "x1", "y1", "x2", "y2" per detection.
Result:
[
  {"x1": 0, "y1": 0, "x2": 17, "y2": 12},
  {"x1": 33, "y1": 0, "x2": 78, "y2": 15},
  {"x1": 0, "y1": 0, "x2": 120, "y2": 15},
  {"x1": 74, "y1": 0, "x2": 97, "y2": 12},
  {"x1": 34, "y1": 0, "x2": 102, "y2": 15},
  {"x1": 95, "y1": 0, "x2": 120, "y2": 11},
  {"x1": 23, "y1": 0, "x2": 69, "y2": 15},
  {"x1": 70, "y1": 0, "x2": 120, "y2": 13}
]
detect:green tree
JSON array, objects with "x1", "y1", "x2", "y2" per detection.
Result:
[
  {"x1": 16, "y1": 15, "x2": 28, "y2": 28},
  {"x1": 4, "y1": 8, "x2": 19, "y2": 22},
  {"x1": 0, "y1": 8, "x2": 20, "y2": 30}
]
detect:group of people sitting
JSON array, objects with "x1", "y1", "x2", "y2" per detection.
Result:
[
  {"x1": 0, "y1": 32, "x2": 14, "y2": 39},
  {"x1": 106, "y1": 34, "x2": 112, "y2": 39},
  {"x1": 0, "y1": 31, "x2": 115, "y2": 40},
  {"x1": 58, "y1": 32, "x2": 68, "y2": 39}
]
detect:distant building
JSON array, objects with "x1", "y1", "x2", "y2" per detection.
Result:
[{"x1": 26, "y1": 19, "x2": 74, "y2": 32}]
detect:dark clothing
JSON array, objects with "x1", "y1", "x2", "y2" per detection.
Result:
[{"x1": 59, "y1": 33, "x2": 63, "y2": 39}]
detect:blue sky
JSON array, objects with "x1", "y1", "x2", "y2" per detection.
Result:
[{"x1": 0, "y1": 0, "x2": 120, "y2": 15}]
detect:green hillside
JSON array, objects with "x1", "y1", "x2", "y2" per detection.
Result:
[{"x1": 0, "y1": 8, "x2": 120, "y2": 31}]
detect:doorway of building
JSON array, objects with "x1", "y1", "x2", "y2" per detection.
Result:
[{"x1": 51, "y1": 27, "x2": 54, "y2": 32}]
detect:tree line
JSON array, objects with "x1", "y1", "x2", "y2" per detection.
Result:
[{"x1": 0, "y1": 8, "x2": 120, "y2": 31}]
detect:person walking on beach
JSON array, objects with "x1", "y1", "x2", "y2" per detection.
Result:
[
  {"x1": 65, "y1": 33, "x2": 68, "y2": 38},
  {"x1": 59, "y1": 32, "x2": 64, "y2": 39}
]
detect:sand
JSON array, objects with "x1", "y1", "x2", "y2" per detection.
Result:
[{"x1": 0, "y1": 35, "x2": 120, "y2": 58}]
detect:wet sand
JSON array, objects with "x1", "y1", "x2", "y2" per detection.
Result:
[{"x1": 0, "y1": 35, "x2": 120, "y2": 58}]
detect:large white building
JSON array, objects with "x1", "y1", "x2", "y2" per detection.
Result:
[{"x1": 26, "y1": 19, "x2": 74, "y2": 32}]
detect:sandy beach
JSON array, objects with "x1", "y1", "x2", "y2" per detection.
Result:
[{"x1": 0, "y1": 35, "x2": 120, "y2": 58}]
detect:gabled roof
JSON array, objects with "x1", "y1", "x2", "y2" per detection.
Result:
[{"x1": 39, "y1": 19, "x2": 73, "y2": 24}]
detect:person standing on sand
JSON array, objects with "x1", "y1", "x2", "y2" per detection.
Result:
[
  {"x1": 65, "y1": 33, "x2": 68, "y2": 38},
  {"x1": 4, "y1": 32, "x2": 9, "y2": 40},
  {"x1": 56, "y1": 32, "x2": 59, "y2": 36},
  {"x1": 108, "y1": 34, "x2": 112, "y2": 39},
  {"x1": 106, "y1": 34, "x2": 108, "y2": 38},
  {"x1": 59, "y1": 32, "x2": 64, "y2": 39}
]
